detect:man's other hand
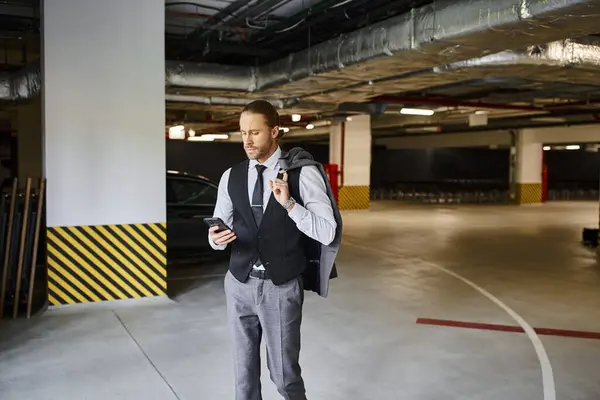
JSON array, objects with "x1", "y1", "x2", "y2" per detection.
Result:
[{"x1": 210, "y1": 226, "x2": 237, "y2": 245}]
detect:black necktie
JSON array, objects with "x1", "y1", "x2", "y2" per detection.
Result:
[{"x1": 252, "y1": 164, "x2": 267, "y2": 227}]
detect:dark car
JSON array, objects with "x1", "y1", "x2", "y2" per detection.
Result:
[{"x1": 166, "y1": 170, "x2": 228, "y2": 258}]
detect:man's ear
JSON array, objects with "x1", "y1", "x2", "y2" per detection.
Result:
[{"x1": 272, "y1": 126, "x2": 280, "y2": 138}]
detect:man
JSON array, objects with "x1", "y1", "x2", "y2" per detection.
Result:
[{"x1": 208, "y1": 100, "x2": 340, "y2": 400}]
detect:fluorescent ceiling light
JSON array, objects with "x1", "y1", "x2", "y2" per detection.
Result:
[
  {"x1": 188, "y1": 134, "x2": 229, "y2": 142},
  {"x1": 168, "y1": 125, "x2": 185, "y2": 139},
  {"x1": 543, "y1": 146, "x2": 551, "y2": 151},
  {"x1": 306, "y1": 124, "x2": 314, "y2": 130},
  {"x1": 405, "y1": 126, "x2": 440, "y2": 133},
  {"x1": 188, "y1": 129, "x2": 196, "y2": 137},
  {"x1": 566, "y1": 145, "x2": 580, "y2": 150},
  {"x1": 291, "y1": 114, "x2": 301, "y2": 122},
  {"x1": 400, "y1": 108, "x2": 434, "y2": 116},
  {"x1": 281, "y1": 127, "x2": 290, "y2": 133}
]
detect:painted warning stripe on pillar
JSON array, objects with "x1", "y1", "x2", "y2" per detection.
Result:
[
  {"x1": 516, "y1": 183, "x2": 542, "y2": 204},
  {"x1": 338, "y1": 185, "x2": 370, "y2": 210},
  {"x1": 46, "y1": 223, "x2": 166, "y2": 305}
]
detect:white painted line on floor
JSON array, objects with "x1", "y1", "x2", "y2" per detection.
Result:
[{"x1": 344, "y1": 241, "x2": 556, "y2": 400}]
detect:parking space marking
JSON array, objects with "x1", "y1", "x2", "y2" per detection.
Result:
[
  {"x1": 417, "y1": 318, "x2": 600, "y2": 340},
  {"x1": 344, "y1": 241, "x2": 556, "y2": 400}
]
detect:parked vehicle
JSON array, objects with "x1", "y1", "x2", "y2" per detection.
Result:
[{"x1": 166, "y1": 170, "x2": 228, "y2": 258}]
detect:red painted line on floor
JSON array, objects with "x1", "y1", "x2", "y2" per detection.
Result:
[{"x1": 416, "y1": 318, "x2": 600, "y2": 340}]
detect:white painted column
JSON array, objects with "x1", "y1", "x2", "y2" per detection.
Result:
[
  {"x1": 329, "y1": 121, "x2": 342, "y2": 188},
  {"x1": 329, "y1": 114, "x2": 372, "y2": 209},
  {"x1": 42, "y1": 0, "x2": 166, "y2": 306},
  {"x1": 515, "y1": 129, "x2": 543, "y2": 204}
]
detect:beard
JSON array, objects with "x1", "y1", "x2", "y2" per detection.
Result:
[{"x1": 245, "y1": 138, "x2": 274, "y2": 160}]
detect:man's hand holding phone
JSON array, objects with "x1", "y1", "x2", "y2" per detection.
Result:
[{"x1": 209, "y1": 225, "x2": 237, "y2": 246}]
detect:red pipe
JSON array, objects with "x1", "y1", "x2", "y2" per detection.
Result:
[
  {"x1": 546, "y1": 99, "x2": 600, "y2": 110},
  {"x1": 541, "y1": 150, "x2": 548, "y2": 203},
  {"x1": 340, "y1": 121, "x2": 345, "y2": 187},
  {"x1": 373, "y1": 95, "x2": 545, "y2": 112}
]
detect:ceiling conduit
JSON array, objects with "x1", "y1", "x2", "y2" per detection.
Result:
[
  {"x1": 163, "y1": 0, "x2": 600, "y2": 96},
  {"x1": 369, "y1": 38, "x2": 600, "y2": 108},
  {"x1": 0, "y1": 62, "x2": 41, "y2": 102},
  {"x1": 4, "y1": 0, "x2": 600, "y2": 102}
]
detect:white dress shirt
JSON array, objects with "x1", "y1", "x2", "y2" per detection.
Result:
[{"x1": 208, "y1": 147, "x2": 337, "y2": 269}]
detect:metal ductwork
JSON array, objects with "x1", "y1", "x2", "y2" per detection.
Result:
[
  {"x1": 364, "y1": 38, "x2": 600, "y2": 106},
  {"x1": 0, "y1": 62, "x2": 41, "y2": 101},
  {"x1": 165, "y1": 62, "x2": 258, "y2": 94},
  {"x1": 165, "y1": 0, "x2": 600, "y2": 101},
  {"x1": 5, "y1": 0, "x2": 600, "y2": 104},
  {"x1": 165, "y1": 94, "x2": 289, "y2": 108}
]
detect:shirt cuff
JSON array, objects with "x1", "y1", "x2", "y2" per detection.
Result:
[
  {"x1": 287, "y1": 202, "x2": 308, "y2": 224},
  {"x1": 208, "y1": 233, "x2": 227, "y2": 250}
]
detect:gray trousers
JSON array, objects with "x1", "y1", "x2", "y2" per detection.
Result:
[{"x1": 224, "y1": 270, "x2": 307, "y2": 400}]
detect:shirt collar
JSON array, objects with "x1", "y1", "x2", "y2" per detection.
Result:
[{"x1": 249, "y1": 146, "x2": 281, "y2": 171}]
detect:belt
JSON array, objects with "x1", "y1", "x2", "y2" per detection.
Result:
[{"x1": 249, "y1": 269, "x2": 270, "y2": 280}]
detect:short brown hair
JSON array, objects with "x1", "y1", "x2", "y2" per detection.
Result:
[{"x1": 242, "y1": 100, "x2": 280, "y2": 130}]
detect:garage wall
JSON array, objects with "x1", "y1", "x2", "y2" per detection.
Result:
[
  {"x1": 371, "y1": 147, "x2": 510, "y2": 187},
  {"x1": 167, "y1": 142, "x2": 599, "y2": 190},
  {"x1": 166, "y1": 140, "x2": 330, "y2": 183}
]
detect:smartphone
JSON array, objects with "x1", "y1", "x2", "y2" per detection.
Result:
[{"x1": 203, "y1": 217, "x2": 230, "y2": 233}]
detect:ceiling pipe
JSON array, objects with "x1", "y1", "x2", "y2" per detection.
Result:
[
  {"x1": 165, "y1": 94, "x2": 292, "y2": 109},
  {"x1": 6, "y1": 1, "x2": 600, "y2": 104},
  {"x1": 0, "y1": 61, "x2": 40, "y2": 101},
  {"x1": 165, "y1": 0, "x2": 600, "y2": 94}
]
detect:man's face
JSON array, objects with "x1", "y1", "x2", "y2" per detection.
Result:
[{"x1": 240, "y1": 111, "x2": 278, "y2": 161}]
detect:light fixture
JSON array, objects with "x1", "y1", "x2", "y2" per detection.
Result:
[
  {"x1": 306, "y1": 124, "x2": 314, "y2": 130},
  {"x1": 400, "y1": 108, "x2": 435, "y2": 116},
  {"x1": 188, "y1": 129, "x2": 196, "y2": 137},
  {"x1": 189, "y1": 136, "x2": 214, "y2": 142},
  {"x1": 565, "y1": 145, "x2": 580, "y2": 150},
  {"x1": 188, "y1": 134, "x2": 229, "y2": 142},
  {"x1": 346, "y1": 116, "x2": 353, "y2": 122},
  {"x1": 291, "y1": 114, "x2": 301, "y2": 122},
  {"x1": 281, "y1": 127, "x2": 290, "y2": 133},
  {"x1": 168, "y1": 125, "x2": 186, "y2": 139},
  {"x1": 543, "y1": 146, "x2": 551, "y2": 151}
]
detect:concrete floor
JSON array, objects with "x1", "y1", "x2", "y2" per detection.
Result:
[{"x1": 1, "y1": 201, "x2": 600, "y2": 399}]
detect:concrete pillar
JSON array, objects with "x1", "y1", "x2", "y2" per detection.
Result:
[
  {"x1": 42, "y1": 0, "x2": 166, "y2": 306},
  {"x1": 329, "y1": 114, "x2": 372, "y2": 210},
  {"x1": 514, "y1": 129, "x2": 543, "y2": 204}
]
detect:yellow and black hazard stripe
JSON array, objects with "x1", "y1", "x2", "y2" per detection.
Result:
[
  {"x1": 46, "y1": 223, "x2": 166, "y2": 305},
  {"x1": 338, "y1": 185, "x2": 370, "y2": 210},
  {"x1": 516, "y1": 183, "x2": 542, "y2": 204}
]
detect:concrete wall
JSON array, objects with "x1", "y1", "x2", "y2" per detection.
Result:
[
  {"x1": 377, "y1": 130, "x2": 512, "y2": 149},
  {"x1": 42, "y1": 0, "x2": 165, "y2": 227},
  {"x1": 377, "y1": 124, "x2": 600, "y2": 149}
]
